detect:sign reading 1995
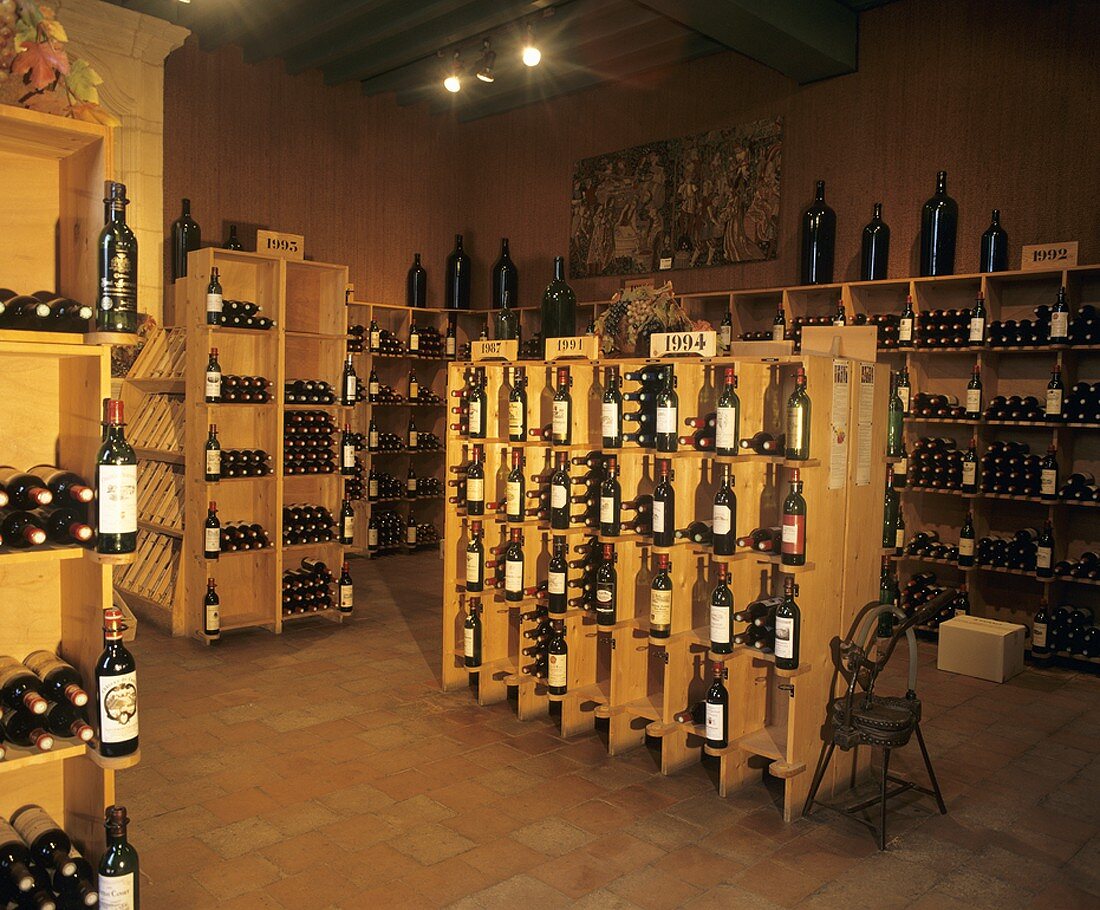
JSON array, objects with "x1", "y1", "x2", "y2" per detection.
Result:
[
  {"x1": 256, "y1": 229, "x2": 304, "y2": 261},
  {"x1": 649, "y1": 330, "x2": 717, "y2": 359}
]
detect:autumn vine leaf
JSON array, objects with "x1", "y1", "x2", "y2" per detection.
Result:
[{"x1": 11, "y1": 32, "x2": 68, "y2": 88}]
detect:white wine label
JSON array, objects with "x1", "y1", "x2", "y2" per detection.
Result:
[
  {"x1": 896, "y1": 456, "x2": 908, "y2": 478},
  {"x1": 205, "y1": 371, "x2": 221, "y2": 397},
  {"x1": 551, "y1": 484, "x2": 567, "y2": 509},
  {"x1": 98, "y1": 670, "x2": 138, "y2": 743},
  {"x1": 466, "y1": 478, "x2": 484, "y2": 503},
  {"x1": 1041, "y1": 469, "x2": 1057, "y2": 496},
  {"x1": 97, "y1": 464, "x2": 137, "y2": 534},
  {"x1": 368, "y1": 527, "x2": 379, "y2": 547},
  {"x1": 368, "y1": 428, "x2": 379, "y2": 448},
  {"x1": 1046, "y1": 389, "x2": 1063, "y2": 416},
  {"x1": 505, "y1": 559, "x2": 523, "y2": 592},
  {"x1": 98, "y1": 872, "x2": 136, "y2": 910},
  {"x1": 601, "y1": 402, "x2": 619, "y2": 437},
  {"x1": 465, "y1": 551, "x2": 481, "y2": 584},
  {"x1": 342, "y1": 444, "x2": 355, "y2": 468},
  {"x1": 958, "y1": 537, "x2": 974, "y2": 557},
  {"x1": 206, "y1": 450, "x2": 221, "y2": 475},
  {"x1": 710, "y1": 604, "x2": 730, "y2": 644},
  {"x1": 781, "y1": 522, "x2": 798, "y2": 544},
  {"x1": 1037, "y1": 547, "x2": 1052, "y2": 569},
  {"x1": 650, "y1": 589, "x2": 671, "y2": 625},
  {"x1": 468, "y1": 399, "x2": 482, "y2": 433},
  {"x1": 506, "y1": 481, "x2": 522, "y2": 517},
  {"x1": 464, "y1": 627, "x2": 475, "y2": 658},
  {"x1": 596, "y1": 585, "x2": 614, "y2": 606},
  {"x1": 600, "y1": 496, "x2": 615, "y2": 525},
  {"x1": 508, "y1": 401, "x2": 525, "y2": 437},
  {"x1": 705, "y1": 702, "x2": 724, "y2": 743},
  {"x1": 206, "y1": 293, "x2": 223, "y2": 315},
  {"x1": 407, "y1": 525, "x2": 417, "y2": 545},
  {"x1": 205, "y1": 599, "x2": 220, "y2": 632},
  {"x1": 656, "y1": 406, "x2": 676, "y2": 434},
  {"x1": 713, "y1": 504, "x2": 731, "y2": 536},
  {"x1": 549, "y1": 570, "x2": 566, "y2": 595},
  {"x1": 774, "y1": 616, "x2": 795, "y2": 659},
  {"x1": 896, "y1": 526, "x2": 906, "y2": 549},
  {"x1": 898, "y1": 387, "x2": 911, "y2": 413},
  {"x1": 552, "y1": 401, "x2": 569, "y2": 439},
  {"x1": 368, "y1": 479, "x2": 379, "y2": 498},
  {"x1": 966, "y1": 389, "x2": 982, "y2": 413},
  {"x1": 370, "y1": 329, "x2": 380, "y2": 349},
  {"x1": 446, "y1": 337, "x2": 456, "y2": 356},
  {"x1": 343, "y1": 516, "x2": 354, "y2": 538},
  {"x1": 409, "y1": 334, "x2": 419, "y2": 351},
  {"x1": 1050, "y1": 312, "x2": 1069, "y2": 339},
  {"x1": 652, "y1": 501, "x2": 665, "y2": 533},
  {"x1": 339, "y1": 584, "x2": 353, "y2": 610},
  {"x1": 787, "y1": 407, "x2": 805, "y2": 452},
  {"x1": 345, "y1": 376, "x2": 357, "y2": 401},
  {"x1": 719, "y1": 324, "x2": 731, "y2": 348},
  {"x1": 408, "y1": 431, "x2": 418, "y2": 449},
  {"x1": 962, "y1": 462, "x2": 977, "y2": 486},
  {"x1": 369, "y1": 380, "x2": 380, "y2": 396},
  {"x1": 899, "y1": 318, "x2": 913, "y2": 343},
  {"x1": 409, "y1": 382, "x2": 419, "y2": 400},
  {"x1": 772, "y1": 324, "x2": 785, "y2": 342},
  {"x1": 407, "y1": 478, "x2": 417, "y2": 493},
  {"x1": 204, "y1": 527, "x2": 220, "y2": 552},
  {"x1": 716, "y1": 407, "x2": 737, "y2": 450},
  {"x1": 548, "y1": 653, "x2": 567, "y2": 688},
  {"x1": 1032, "y1": 621, "x2": 1048, "y2": 648},
  {"x1": 969, "y1": 317, "x2": 985, "y2": 342}
]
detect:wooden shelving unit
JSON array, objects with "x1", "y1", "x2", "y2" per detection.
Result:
[
  {"x1": 441, "y1": 349, "x2": 887, "y2": 821},
  {"x1": 0, "y1": 105, "x2": 137, "y2": 865}
]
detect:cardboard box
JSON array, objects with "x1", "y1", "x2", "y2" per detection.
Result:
[{"x1": 937, "y1": 615, "x2": 1026, "y2": 683}]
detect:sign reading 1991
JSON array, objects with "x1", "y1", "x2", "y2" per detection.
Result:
[{"x1": 649, "y1": 330, "x2": 717, "y2": 358}]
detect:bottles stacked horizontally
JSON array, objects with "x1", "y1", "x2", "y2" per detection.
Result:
[
  {"x1": 909, "y1": 393, "x2": 967, "y2": 420},
  {"x1": 366, "y1": 509, "x2": 408, "y2": 553},
  {"x1": 282, "y1": 505, "x2": 335, "y2": 546},
  {"x1": 219, "y1": 448, "x2": 272, "y2": 479},
  {"x1": 0, "y1": 289, "x2": 94, "y2": 332},
  {"x1": 979, "y1": 441, "x2": 1044, "y2": 496},
  {"x1": 284, "y1": 379, "x2": 336, "y2": 405},
  {"x1": 1063, "y1": 382, "x2": 1100, "y2": 424},
  {"x1": 0, "y1": 465, "x2": 97, "y2": 549},
  {"x1": 204, "y1": 269, "x2": 274, "y2": 329},
  {"x1": 907, "y1": 437, "x2": 963, "y2": 489},
  {"x1": 214, "y1": 377, "x2": 271, "y2": 405},
  {"x1": 976, "y1": 528, "x2": 1041, "y2": 572},
  {"x1": 0, "y1": 652, "x2": 94, "y2": 754},
  {"x1": 282, "y1": 559, "x2": 337, "y2": 617},
  {"x1": 406, "y1": 322, "x2": 446, "y2": 358},
  {"x1": 369, "y1": 327, "x2": 408, "y2": 357},
  {"x1": 903, "y1": 530, "x2": 958, "y2": 564},
  {"x1": 914, "y1": 308, "x2": 972, "y2": 348},
  {"x1": 367, "y1": 469, "x2": 404, "y2": 501},
  {"x1": 983, "y1": 394, "x2": 1045, "y2": 422},
  {"x1": 0, "y1": 805, "x2": 100, "y2": 907},
  {"x1": 283, "y1": 410, "x2": 336, "y2": 475},
  {"x1": 1032, "y1": 602, "x2": 1100, "y2": 659},
  {"x1": 901, "y1": 572, "x2": 967, "y2": 628},
  {"x1": 1057, "y1": 471, "x2": 1098, "y2": 503}
]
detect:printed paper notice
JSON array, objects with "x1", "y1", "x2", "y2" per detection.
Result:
[
  {"x1": 829, "y1": 360, "x2": 850, "y2": 490},
  {"x1": 856, "y1": 363, "x2": 875, "y2": 486}
]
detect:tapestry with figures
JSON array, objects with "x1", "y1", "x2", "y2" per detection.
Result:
[{"x1": 569, "y1": 117, "x2": 782, "y2": 278}]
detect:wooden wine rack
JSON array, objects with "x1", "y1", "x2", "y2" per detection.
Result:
[
  {"x1": 0, "y1": 105, "x2": 139, "y2": 866},
  {"x1": 442, "y1": 349, "x2": 888, "y2": 820}
]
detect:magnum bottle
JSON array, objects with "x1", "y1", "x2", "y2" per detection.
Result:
[
  {"x1": 541, "y1": 256, "x2": 576, "y2": 347},
  {"x1": 95, "y1": 608, "x2": 139, "y2": 758},
  {"x1": 170, "y1": 197, "x2": 201, "y2": 281},
  {"x1": 799, "y1": 180, "x2": 836, "y2": 285},
  {"x1": 860, "y1": 202, "x2": 890, "y2": 281},
  {"x1": 407, "y1": 253, "x2": 427, "y2": 308},
  {"x1": 491, "y1": 238, "x2": 519, "y2": 310},
  {"x1": 97, "y1": 182, "x2": 138, "y2": 333},
  {"x1": 980, "y1": 209, "x2": 1009, "y2": 272},
  {"x1": 919, "y1": 170, "x2": 958, "y2": 277},
  {"x1": 445, "y1": 235, "x2": 470, "y2": 310}
]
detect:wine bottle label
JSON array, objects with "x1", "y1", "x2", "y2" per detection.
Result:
[
  {"x1": 548, "y1": 652, "x2": 567, "y2": 688},
  {"x1": 652, "y1": 501, "x2": 665, "y2": 533},
  {"x1": 896, "y1": 526, "x2": 905, "y2": 549},
  {"x1": 468, "y1": 399, "x2": 482, "y2": 433},
  {"x1": 787, "y1": 407, "x2": 805, "y2": 453},
  {"x1": 549, "y1": 570, "x2": 566, "y2": 595},
  {"x1": 1041, "y1": 469, "x2": 1057, "y2": 496},
  {"x1": 339, "y1": 584, "x2": 353, "y2": 611},
  {"x1": 713, "y1": 504, "x2": 731, "y2": 536},
  {"x1": 205, "y1": 527, "x2": 220, "y2": 551},
  {"x1": 898, "y1": 387, "x2": 911, "y2": 413},
  {"x1": 205, "y1": 371, "x2": 221, "y2": 397},
  {"x1": 465, "y1": 552, "x2": 481, "y2": 585},
  {"x1": 408, "y1": 431, "x2": 418, "y2": 449},
  {"x1": 369, "y1": 380, "x2": 380, "y2": 396},
  {"x1": 969, "y1": 316, "x2": 985, "y2": 342},
  {"x1": 963, "y1": 463, "x2": 977, "y2": 487},
  {"x1": 368, "y1": 479, "x2": 379, "y2": 498},
  {"x1": 705, "y1": 702, "x2": 724, "y2": 743},
  {"x1": 601, "y1": 402, "x2": 619, "y2": 438},
  {"x1": 506, "y1": 482, "x2": 522, "y2": 518},
  {"x1": 97, "y1": 670, "x2": 138, "y2": 743},
  {"x1": 206, "y1": 292, "x2": 223, "y2": 315},
  {"x1": 464, "y1": 627, "x2": 475, "y2": 658},
  {"x1": 368, "y1": 527, "x2": 379, "y2": 547},
  {"x1": 466, "y1": 478, "x2": 484, "y2": 504},
  {"x1": 596, "y1": 583, "x2": 614, "y2": 608},
  {"x1": 781, "y1": 514, "x2": 805, "y2": 554},
  {"x1": 600, "y1": 496, "x2": 615, "y2": 525},
  {"x1": 410, "y1": 334, "x2": 419, "y2": 351},
  {"x1": 505, "y1": 558, "x2": 523, "y2": 592},
  {"x1": 369, "y1": 429, "x2": 379, "y2": 449},
  {"x1": 344, "y1": 375, "x2": 357, "y2": 402},
  {"x1": 650, "y1": 589, "x2": 671, "y2": 625},
  {"x1": 206, "y1": 450, "x2": 221, "y2": 475},
  {"x1": 774, "y1": 616, "x2": 795, "y2": 659},
  {"x1": 899, "y1": 317, "x2": 913, "y2": 343},
  {"x1": 720, "y1": 324, "x2": 731, "y2": 348},
  {"x1": 446, "y1": 337, "x2": 456, "y2": 356},
  {"x1": 710, "y1": 604, "x2": 730, "y2": 644},
  {"x1": 508, "y1": 401, "x2": 525, "y2": 437},
  {"x1": 1046, "y1": 389, "x2": 1063, "y2": 415},
  {"x1": 343, "y1": 515, "x2": 354, "y2": 538},
  {"x1": 11, "y1": 806, "x2": 59, "y2": 847},
  {"x1": 552, "y1": 402, "x2": 569, "y2": 439},
  {"x1": 1032, "y1": 621, "x2": 1048, "y2": 648},
  {"x1": 407, "y1": 478, "x2": 416, "y2": 493},
  {"x1": 97, "y1": 464, "x2": 137, "y2": 534},
  {"x1": 410, "y1": 382, "x2": 419, "y2": 400},
  {"x1": 205, "y1": 598, "x2": 220, "y2": 633},
  {"x1": 1050, "y1": 312, "x2": 1069, "y2": 339},
  {"x1": 966, "y1": 389, "x2": 981, "y2": 413},
  {"x1": 370, "y1": 329, "x2": 380, "y2": 349},
  {"x1": 716, "y1": 407, "x2": 737, "y2": 450},
  {"x1": 98, "y1": 871, "x2": 136, "y2": 910},
  {"x1": 551, "y1": 483, "x2": 567, "y2": 509},
  {"x1": 1037, "y1": 546, "x2": 1052, "y2": 569},
  {"x1": 896, "y1": 456, "x2": 908, "y2": 478},
  {"x1": 958, "y1": 537, "x2": 974, "y2": 557},
  {"x1": 342, "y1": 444, "x2": 355, "y2": 468},
  {"x1": 772, "y1": 324, "x2": 785, "y2": 342},
  {"x1": 656, "y1": 407, "x2": 676, "y2": 434}
]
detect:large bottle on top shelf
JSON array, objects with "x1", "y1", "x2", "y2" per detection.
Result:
[
  {"x1": 541, "y1": 256, "x2": 576, "y2": 349},
  {"x1": 919, "y1": 170, "x2": 958, "y2": 277},
  {"x1": 97, "y1": 181, "x2": 138, "y2": 334},
  {"x1": 979, "y1": 209, "x2": 1009, "y2": 273},
  {"x1": 860, "y1": 202, "x2": 890, "y2": 281},
  {"x1": 445, "y1": 235, "x2": 471, "y2": 310},
  {"x1": 407, "y1": 253, "x2": 427, "y2": 308},
  {"x1": 491, "y1": 238, "x2": 519, "y2": 310},
  {"x1": 170, "y1": 197, "x2": 201, "y2": 282},
  {"x1": 799, "y1": 180, "x2": 835, "y2": 285}
]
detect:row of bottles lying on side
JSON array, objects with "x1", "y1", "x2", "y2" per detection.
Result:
[{"x1": 203, "y1": 349, "x2": 364, "y2": 406}]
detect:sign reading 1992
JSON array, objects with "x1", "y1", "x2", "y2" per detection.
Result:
[
  {"x1": 256, "y1": 229, "x2": 305, "y2": 261},
  {"x1": 649, "y1": 330, "x2": 717, "y2": 358}
]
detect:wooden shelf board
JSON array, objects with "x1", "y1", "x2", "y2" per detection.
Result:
[
  {"x1": 753, "y1": 555, "x2": 815, "y2": 573},
  {"x1": 0, "y1": 545, "x2": 86, "y2": 566},
  {"x1": 219, "y1": 615, "x2": 276, "y2": 632},
  {"x1": 207, "y1": 475, "x2": 275, "y2": 484},
  {"x1": 281, "y1": 609, "x2": 347, "y2": 624},
  {"x1": 86, "y1": 748, "x2": 141, "y2": 771},
  {"x1": 0, "y1": 741, "x2": 87, "y2": 776},
  {"x1": 735, "y1": 455, "x2": 821, "y2": 467},
  {"x1": 85, "y1": 331, "x2": 140, "y2": 347},
  {"x1": 285, "y1": 331, "x2": 349, "y2": 340},
  {"x1": 213, "y1": 547, "x2": 275, "y2": 558},
  {"x1": 86, "y1": 549, "x2": 137, "y2": 566},
  {"x1": 622, "y1": 695, "x2": 663, "y2": 722},
  {"x1": 735, "y1": 725, "x2": 785, "y2": 762},
  {"x1": 282, "y1": 541, "x2": 342, "y2": 551},
  {"x1": 129, "y1": 377, "x2": 185, "y2": 393},
  {"x1": 135, "y1": 447, "x2": 185, "y2": 465}
]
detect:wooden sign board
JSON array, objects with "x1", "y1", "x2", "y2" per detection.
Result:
[
  {"x1": 471, "y1": 339, "x2": 518, "y2": 362},
  {"x1": 727, "y1": 340, "x2": 794, "y2": 358},
  {"x1": 1020, "y1": 241, "x2": 1078, "y2": 270},
  {"x1": 256, "y1": 229, "x2": 304, "y2": 260},
  {"x1": 649, "y1": 330, "x2": 716, "y2": 359},
  {"x1": 546, "y1": 334, "x2": 599, "y2": 361}
]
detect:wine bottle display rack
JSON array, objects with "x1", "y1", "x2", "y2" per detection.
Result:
[{"x1": 442, "y1": 351, "x2": 887, "y2": 819}]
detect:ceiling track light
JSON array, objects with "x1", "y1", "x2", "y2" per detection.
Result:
[
  {"x1": 442, "y1": 50, "x2": 462, "y2": 93},
  {"x1": 475, "y1": 39, "x2": 496, "y2": 83},
  {"x1": 521, "y1": 23, "x2": 541, "y2": 67}
]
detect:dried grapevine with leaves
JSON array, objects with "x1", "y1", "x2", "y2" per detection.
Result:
[{"x1": 1, "y1": 0, "x2": 118, "y2": 125}]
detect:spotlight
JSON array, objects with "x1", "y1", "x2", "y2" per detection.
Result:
[
  {"x1": 476, "y1": 39, "x2": 496, "y2": 83},
  {"x1": 522, "y1": 24, "x2": 541, "y2": 67},
  {"x1": 443, "y1": 51, "x2": 462, "y2": 93}
]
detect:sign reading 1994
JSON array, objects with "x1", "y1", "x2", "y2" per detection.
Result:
[
  {"x1": 256, "y1": 229, "x2": 305, "y2": 261},
  {"x1": 649, "y1": 330, "x2": 717, "y2": 359}
]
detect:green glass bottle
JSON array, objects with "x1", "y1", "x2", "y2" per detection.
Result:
[
  {"x1": 98, "y1": 806, "x2": 139, "y2": 909},
  {"x1": 540, "y1": 256, "x2": 576, "y2": 350},
  {"x1": 96, "y1": 399, "x2": 137, "y2": 555},
  {"x1": 886, "y1": 373, "x2": 905, "y2": 457},
  {"x1": 493, "y1": 289, "x2": 521, "y2": 342},
  {"x1": 881, "y1": 466, "x2": 899, "y2": 548},
  {"x1": 785, "y1": 367, "x2": 811, "y2": 460},
  {"x1": 97, "y1": 182, "x2": 138, "y2": 333}
]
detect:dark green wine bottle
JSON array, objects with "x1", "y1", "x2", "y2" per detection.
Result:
[
  {"x1": 95, "y1": 399, "x2": 137, "y2": 555},
  {"x1": 97, "y1": 182, "x2": 138, "y2": 333},
  {"x1": 98, "y1": 806, "x2": 139, "y2": 908}
]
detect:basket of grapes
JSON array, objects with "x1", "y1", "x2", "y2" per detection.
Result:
[{"x1": 593, "y1": 283, "x2": 706, "y2": 357}]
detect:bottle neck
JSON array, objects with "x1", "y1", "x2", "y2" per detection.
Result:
[
  {"x1": 108, "y1": 203, "x2": 127, "y2": 224},
  {"x1": 105, "y1": 424, "x2": 126, "y2": 443},
  {"x1": 553, "y1": 258, "x2": 565, "y2": 281},
  {"x1": 815, "y1": 181, "x2": 825, "y2": 202}
]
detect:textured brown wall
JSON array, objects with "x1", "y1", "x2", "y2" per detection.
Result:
[{"x1": 163, "y1": 0, "x2": 1100, "y2": 314}]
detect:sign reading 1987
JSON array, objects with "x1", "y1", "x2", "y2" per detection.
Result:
[{"x1": 649, "y1": 330, "x2": 717, "y2": 358}]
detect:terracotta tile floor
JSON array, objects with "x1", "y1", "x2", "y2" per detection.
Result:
[{"x1": 124, "y1": 554, "x2": 1100, "y2": 908}]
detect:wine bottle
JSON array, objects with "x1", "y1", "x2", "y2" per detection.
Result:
[
  {"x1": 785, "y1": 367, "x2": 811, "y2": 460},
  {"x1": 10, "y1": 806, "x2": 77, "y2": 878},
  {"x1": 97, "y1": 182, "x2": 138, "y2": 334},
  {"x1": 860, "y1": 202, "x2": 890, "y2": 281},
  {"x1": 919, "y1": 170, "x2": 958, "y2": 277},
  {"x1": 503, "y1": 529, "x2": 525, "y2": 602},
  {"x1": 896, "y1": 366, "x2": 912, "y2": 414},
  {"x1": 54, "y1": 847, "x2": 98, "y2": 907},
  {"x1": 1031, "y1": 599, "x2": 1052, "y2": 660},
  {"x1": 341, "y1": 354, "x2": 357, "y2": 407},
  {"x1": 774, "y1": 576, "x2": 801, "y2": 671},
  {"x1": 541, "y1": 256, "x2": 576, "y2": 346},
  {"x1": 0, "y1": 467, "x2": 53, "y2": 509},
  {"x1": 204, "y1": 348, "x2": 221, "y2": 403},
  {"x1": 203, "y1": 579, "x2": 220, "y2": 638},
  {"x1": 886, "y1": 374, "x2": 904, "y2": 457},
  {"x1": 882, "y1": 467, "x2": 899, "y2": 548},
  {"x1": 170, "y1": 197, "x2": 200, "y2": 281},
  {"x1": 35, "y1": 506, "x2": 93, "y2": 545},
  {"x1": 205, "y1": 425, "x2": 221, "y2": 482},
  {"x1": 650, "y1": 553, "x2": 672, "y2": 639},
  {"x1": 655, "y1": 365, "x2": 678, "y2": 453},
  {"x1": 445, "y1": 236, "x2": 470, "y2": 310},
  {"x1": 205, "y1": 267, "x2": 223, "y2": 325},
  {"x1": 2, "y1": 704, "x2": 54, "y2": 751},
  {"x1": 1049, "y1": 286, "x2": 1070, "y2": 342},
  {"x1": 337, "y1": 562, "x2": 353, "y2": 614},
  {"x1": 800, "y1": 180, "x2": 836, "y2": 284},
  {"x1": 1036, "y1": 520, "x2": 1054, "y2": 578},
  {"x1": 22, "y1": 652, "x2": 87, "y2": 708},
  {"x1": 407, "y1": 253, "x2": 427, "y2": 308},
  {"x1": 98, "y1": 806, "x2": 139, "y2": 909},
  {"x1": 899, "y1": 295, "x2": 915, "y2": 346},
  {"x1": 96, "y1": 399, "x2": 137, "y2": 555},
  {"x1": 1046, "y1": 365, "x2": 1064, "y2": 419},
  {"x1": 715, "y1": 366, "x2": 740, "y2": 455},
  {"x1": 339, "y1": 497, "x2": 354, "y2": 544},
  {"x1": 552, "y1": 366, "x2": 573, "y2": 446},
  {"x1": 965, "y1": 364, "x2": 983, "y2": 417},
  {"x1": 0, "y1": 657, "x2": 48, "y2": 715},
  {"x1": 0, "y1": 817, "x2": 35, "y2": 893},
  {"x1": 979, "y1": 209, "x2": 1008, "y2": 273},
  {"x1": 465, "y1": 521, "x2": 484, "y2": 593},
  {"x1": 492, "y1": 238, "x2": 519, "y2": 311},
  {"x1": 508, "y1": 367, "x2": 528, "y2": 442},
  {"x1": 832, "y1": 297, "x2": 847, "y2": 326},
  {"x1": 709, "y1": 565, "x2": 733, "y2": 654},
  {"x1": 549, "y1": 452, "x2": 571, "y2": 530},
  {"x1": 599, "y1": 456, "x2": 621, "y2": 537},
  {"x1": 781, "y1": 470, "x2": 807, "y2": 566},
  {"x1": 970, "y1": 292, "x2": 987, "y2": 345},
  {"x1": 223, "y1": 224, "x2": 242, "y2": 250},
  {"x1": 547, "y1": 620, "x2": 568, "y2": 696},
  {"x1": 704, "y1": 662, "x2": 728, "y2": 748},
  {"x1": 595, "y1": 543, "x2": 617, "y2": 626},
  {"x1": 719, "y1": 311, "x2": 732, "y2": 352},
  {"x1": 203, "y1": 502, "x2": 220, "y2": 559},
  {"x1": 652, "y1": 458, "x2": 675, "y2": 547},
  {"x1": 467, "y1": 367, "x2": 487, "y2": 439},
  {"x1": 26, "y1": 466, "x2": 93, "y2": 506},
  {"x1": 95, "y1": 608, "x2": 138, "y2": 758},
  {"x1": 466, "y1": 444, "x2": 485, "y2": 516},
  {"x1": 1040, "y1": 445, "x2": 1058, "y2": 500},
  {"x1": 505, "y1": 447, "x2": 525, "y2": 523},
  {"x1": 0, "y1": 511, "x2": 46, "y2": 548},
  {"x1": 462, "y1": 599, "x2": 482, "y2": 669},
  {"x1": 602, "y1": 367, "x2": 623, "y2": 448},
  {"x1": 445, "y1": 316, "x2": 457, "y2": 358},
  {"x1": 772, "y1": 300, "x2": 787, "y2": 342},
  {"x1": 712, "y1": 465, "x2": 736, "y2": 556},
  {"x1": 548, "y1": 535, "x2": 567, "y2": 615}
]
